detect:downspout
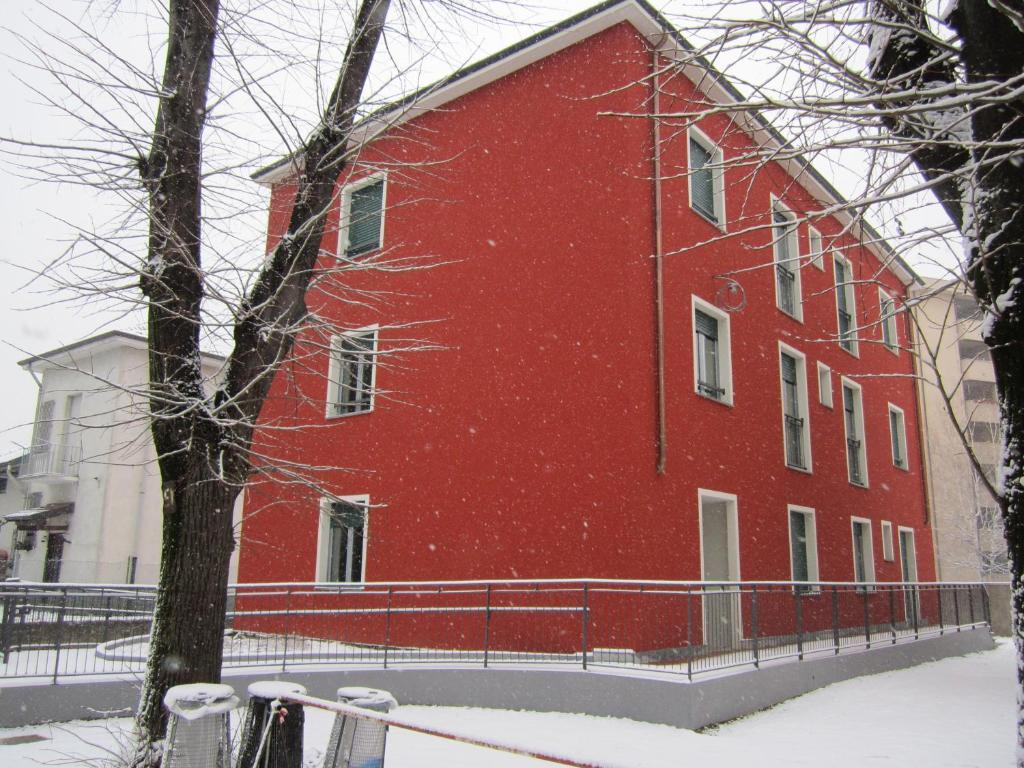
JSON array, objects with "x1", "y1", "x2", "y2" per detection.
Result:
[{"x1": 652, "y1": 46, "x2": 667, "y2": 475}]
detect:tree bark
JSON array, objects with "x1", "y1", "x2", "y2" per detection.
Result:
[{"x1": 132, "y1": 1, "x2": 392, "y2": 763}]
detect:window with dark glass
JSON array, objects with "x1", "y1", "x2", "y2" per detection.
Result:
[
  {"x1": 326, "y1": 501, "x2": 365, "y2": 582},
  {"x1": 345, "y1": 179, "x2": 384, "y2": 257},
  {"x1": 330, "y1": 329, "x2": 377, "y2": 416},
  {"x1": 889, "y1": 407, "x2": 908, "y2": 469},
  {"x1": 781, "y1": 352, "x2": 806, "y2": 469},
  {"x1": 844, "y1": 384, "x2": 866, "y2": 485},
  {"x1": 773, "y1": 207, "x2": 799, "y2": 317},
  {"x1": 689, "y1": 138, "x2": 718, "y2": 223},
  {"x1": 834, "y1": 257, "x2": 857, "y2": 353},
  {"x1": 695, "y1": 310, "x2": 723, "y2": 399}
]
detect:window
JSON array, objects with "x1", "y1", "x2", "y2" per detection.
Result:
[
  {"x1": 808, "y1": 226, "x2": 825, "y2": 270},
  {"x1": 688, "y1": 129, "x2": 724, "y2": 225},
  {"x1": 833, "y1": 253, "x2": 858, "y2": 354},
  {"x1": 881, "y1": 520, "x2": 895, "y2": 561},
  {"x1": 879, "y1": 289, "x2": 899, "y2": 352},
  {"x1": 968, "y1": 420, "x2": 999, "y2": 442},
  {"x1": 341, "y1": 176, "x2": 385, "y2": 257},
  {"x1": 851, "y1": 518, "x2": 876, "y2": 585},
  {"x1": 888, "y1": 404, "x2": 908, "y2": 470},
  {"x1": 963, "y1": 379, "x2": 997, "y2": 402},
  {"x1": 958, "y1": 339, "x2": 989, "y2": 361},
  {"x1": 817, "y1": 362, "x2": 833, "y2": 408},
  {"x1": 772, "y1": 202, "x2": 802, "y2": 320},
  {"x1": 780, "y1": 346, "x2": 811, "y2": 471},
  {"x1": 692, "y1": 298, "x2": 732, "y2": 404},
  {"x1": 327, "y1": 328, "x2": 378, "y2": 417},
  {"x1": 842, "y1": 380, "x2": 868, "y2": 486},
  {"x1": 318, "y1": 498, "x2": 367, "y2": 582},
  {"x1": 789, "y1": 506, "x2": 819, "y2": 588},
  {"x1": 954, "y1": 294, "x2": 981, "y2": 321}
]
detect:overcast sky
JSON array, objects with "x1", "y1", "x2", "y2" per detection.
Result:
[{"x1": 0, "y1": 0, "x2": 957, "y2": 459}]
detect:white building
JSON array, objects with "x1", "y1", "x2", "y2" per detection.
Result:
[
  {"x1": 913, "y1": 279, "x2": 1007, "y2": 581},
  {"x1": 4, "y1": 332, "x2": 238, "y2": 584}
]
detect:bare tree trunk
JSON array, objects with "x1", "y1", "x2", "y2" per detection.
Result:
[{"x1": 132, "y1": 1, "x2": 392, "y2": 763}]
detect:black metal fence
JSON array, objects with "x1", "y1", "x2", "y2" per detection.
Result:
[{"x1": 0, "y1": 579, "x2": 990, "y2": 682}]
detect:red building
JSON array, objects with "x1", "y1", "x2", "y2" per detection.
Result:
[{"x1": 238, "y1": 0, "x2": 934, "y2": 647}]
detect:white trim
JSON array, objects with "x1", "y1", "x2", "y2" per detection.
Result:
[
  {"x1": 778, "y1": 341, "x2": 813, "y2": 473},
  {"x1": 878, "y1": 287, "x2": 899, "y2": 354},
  {"x1": 897, "y1": 526, "x2": 918, "y2": 582},
  {"x1": 316, "y1": 494, "x2": 370, "y2": 583},
  {"x1": 325, "y1": 325, "x2": 380, "y2": 419},
  {"x1": 691, "y1": 295, "x2": 733, "y2": 406},
  {"x1": 771, "y1": 197, "x2": 803, "y2": 322},
  {"x1": 881, "y1": 520, "x2": 895, "y2": 561},
  {"x1": 850, "y1": 516, "x2": 876, "y2": 584},
  {"x1": 888, "y1": 402, "x2": 909, "y2": 470},
  {"x1": 841, "y1": 377, "x2": 869, "y2": 487},
  {"x1": 833, "y1": 251, "x2": 859, "y2": 357},
  {"x1": 808, "y1": 226, "x2": 825, "y2": 271},
  {"x1": 816, "y1": 361, "x2": 833, "y2": 409},
  {"x1": 686, "y1": 126, "x2": 726, "y2": 230},
  {"x1": 338, "y1": 172, "x2": 387, "y2": 259},
  {"x1": 787, "y1": 505, "x2": 820, "y2": 584}
]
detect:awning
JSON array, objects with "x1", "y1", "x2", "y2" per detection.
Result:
[{"x1": 3, "y1": 502, "x2": 74, "y2": 527}]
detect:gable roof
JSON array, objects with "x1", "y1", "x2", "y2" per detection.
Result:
[{"x1": 254, "y1": 0, "x2": 918, "y2": 286}]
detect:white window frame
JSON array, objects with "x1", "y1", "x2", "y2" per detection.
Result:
[
  {"x1": 771, "y1": 198, "x2": 803, "y2": 321},
  {"x1": 779, "y1": 342, "x2": 813, "y2": 473},
  {"x1": 316, "y1": 495, "x2": 369, "y2": 583},
  {"x1": 787, "y1": 505, "x2": 820, "y2": 589},
  {"x1": 808, "y1": 226, "x2": 825, "y2": 270},
  {"x1": 881, "y1": 520, "x2": 895, "y2": 561},
  {"x1": 691, "y1": 296, "x2": 733, "y2": 406},
  {"x1": 888, "y1": 403, "x2": 909, "y2": 470},
  {"x1": 325, "y1": 326, "x2": 379, "y2": 419},
  {"x1": 850, "y1": 517, "x2": 876, "y2": 586},
  {"x1": 841, "y1": 377, "x2": 869, "y2": 487},
  {"x1": 833, "y1": 251, "x2": 859, "y2": 357},
  {"x1": 339, "y1": 172, "x2": 387, "y2": 259},
  {"x1": 879, "y1": 287, "x2": 899, "y2": 354},
  {"x1": 897, "y1": 526, "x2": 919, "y2": 583},
  {"x1": 816, "y1": 361, "x2": 833, "y2": 408},
  {"x1": 687, "y1": 127, "x2": 726, "y2": 229}
]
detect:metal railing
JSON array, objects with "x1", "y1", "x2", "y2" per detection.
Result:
[
  {"x1": 784, "y1": 414, "x2": 805, "y2": 469},
  {"x1": 22, "y1": 443, "x2": 82, "y2": 479},
  {"x1": 0, "y1": 579, "x2": 990, "y2": 682},
  {"x1": 847, "y1": 438, "x2": 864, "y2": 484},
  {"x1": 838, "y1": 308, "x2": 855, "y2": 351}
]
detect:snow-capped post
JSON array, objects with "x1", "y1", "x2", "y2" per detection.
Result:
[
  {"x1": 237, "y1": 681, "x2": 307, "y2": 768},
  {"x1": 162, "y1": 683, "x2": 238, "y2": 768},
  {"x1": 323, "y1": 687, "x2": 398, "y2": 768}
]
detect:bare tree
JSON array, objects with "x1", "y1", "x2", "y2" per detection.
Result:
[{"x1": 634, "y1": 0, "x2": 1024, "y2": 757}]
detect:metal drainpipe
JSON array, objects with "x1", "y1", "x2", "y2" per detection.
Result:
[{"x1": 652, "y1": 46, "x2": 667, "y2": 475}]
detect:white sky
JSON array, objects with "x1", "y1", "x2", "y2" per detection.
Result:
[{"x1": 0, "y1": 0, "x2": 958, "y2": 458}]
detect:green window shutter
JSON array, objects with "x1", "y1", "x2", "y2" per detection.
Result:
[
  {"x1": 346, "y1": 180, "x2": 383, "y2": 256},
  {"x1": 689, "y1": 139, "x2": 717, "y2": 221}
]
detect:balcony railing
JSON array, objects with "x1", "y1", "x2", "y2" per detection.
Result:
[
  {"x1": 838, "y1": 308, "x2": 855, "y2": 351},
  {"x1": 776, "y1": 264, "x2": 797, "y2": 316},
  {"x1": 847, "y1": 438, "x2": 864, "y2": 485},
  {"x1": 785, "y1": 414, "x2": 805, "y2": 469},
  {"x1": 21, "y1": 444, "x2": 81, "y2": 480},
  {"x1": 0, "y1": 579, "x2": 991, "y2": 682}
]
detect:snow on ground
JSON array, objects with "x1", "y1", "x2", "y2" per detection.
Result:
[{"x1": 0, "y1": 641, "x2": 1014, "y2": 767}]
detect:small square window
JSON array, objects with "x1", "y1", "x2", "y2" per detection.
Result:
[
  {"x1": 808, "y1": 227, "x2": 825, "y2": 270},
  {"x1": 327, "y1": 328, "x2": 378, "y2": 417},
  {"x1": 342, "y1": 177, "x2": 385, "y2": 257},
  {"x1": 881, "y1": 520, "x2": 895, "y2": 561},
  {"x1": 888, "y1": 404, "x2": 908, "y2": 470},
  {"x1": 817, "y1": 362, "x2": 833, "y2": 408},
  {"x1": 688, "y1": 129, "x2": 724, "y2": 226}
]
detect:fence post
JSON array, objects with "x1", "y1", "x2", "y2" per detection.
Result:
[
  {"x1": 938, "y1": 584, "x2": 945, "y2": 635},
  {"x1": 863, "y1": 589, "x2": 871, "y2": 650},
  {"x1": 52, "y1": 587, "x2": 69, "y2": 684},
  {"x1": 794, "y1": 588, "x2": 803, "y2": 661},
  {"x1": 831, "y1": 586, "x2": 840, "y2": 655},
  {"x1": 686, "y1": 586, "x2": 693, "y2": 681},
  {"x1": 101, "y1": 590, "x2": 112, "y2": 649},
  {"x1": 953, "y1": 584, "x2": 962, "y2": 631},
  {"x1": 982, "y1": 584, "x2": 992, "y2": 628},
  {"x1": 384, "y1": 586, "x2": 393, "y2": 669},
  {"x1": 912, "y1": 585, "x2": 920, "y2": 639},
  {"x1": 281, "y1": 586, "x2": 292, "y2": 673},
  {"x1": 0, "y1": 592, "x2": 14, "y2": 664},
  {"x1": 581, "y1": 582, "x2": 589, "y2": 671},
  {"x1": 751, "y1": 585, "x2": 760, "y2": 669},
  {"x1": 967, "y1": 585, "x2": 976, "y2": 626},
  {"x1": 888, "y1": 586, "x2": 897, "y2": 644},
  {"x1": 483, "y1": 584, "x2": 491, "y2": 669}
]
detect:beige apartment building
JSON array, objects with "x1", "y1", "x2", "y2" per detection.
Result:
[{"x1": 913, "y1": 278, "x2": 1007, "y2": 581}]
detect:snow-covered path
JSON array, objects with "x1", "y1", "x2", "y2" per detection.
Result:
[{"x1": 0, "y1": 640, "x2": 1013, "y2": 767}]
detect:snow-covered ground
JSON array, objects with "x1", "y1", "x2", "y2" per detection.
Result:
[{"x1": 0, "y1": 641, "x2": 1013, "y2": 767}]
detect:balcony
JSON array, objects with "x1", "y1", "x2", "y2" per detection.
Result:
[{"x1": 21, "y1": 443, "x2": 81, "y2": 481}]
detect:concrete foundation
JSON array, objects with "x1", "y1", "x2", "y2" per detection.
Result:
[{"x1": 0, "y1": 627, "x2": 994, "y2": 730}]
